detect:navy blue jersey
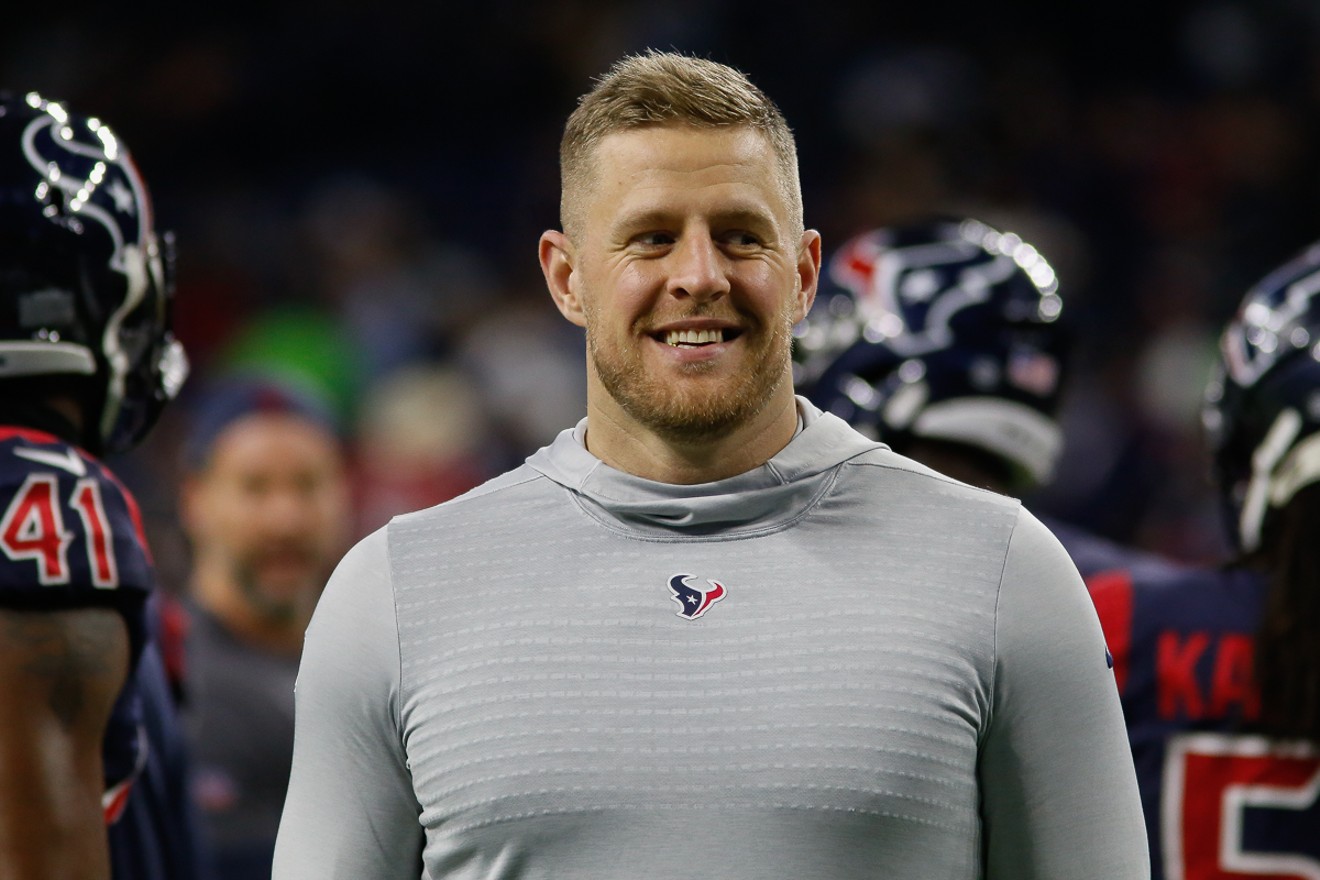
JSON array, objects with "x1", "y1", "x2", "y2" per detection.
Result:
[
  {"x1": 110, "y1": 629, "x2": 215, "y2": 880},
  {"x1": 1043, "y1": 514, "x2": 1177, "y2": 581},
  {"x1": 0, "y1": 427, "x2": 153, "y2": 619},
  {"x1": 1087, "y1": 563, "x2": 1320, "y2": 880},
  {"x1": 0, "y1": 427, "x2": 153, "y2": 813},
  {"x1": 0, "y1": 426, "x2": 210, "y2": 879}
]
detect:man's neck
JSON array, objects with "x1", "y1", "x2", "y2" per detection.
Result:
[{"x1": 583, "y1": 391, "x2": 801, "y2": 484}]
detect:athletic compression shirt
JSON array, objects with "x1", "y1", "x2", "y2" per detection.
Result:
[{"x1": 274, "y1": 400, "x2": 1148, "y2": 879}]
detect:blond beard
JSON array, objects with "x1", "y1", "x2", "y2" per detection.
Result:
[{"x1": 586, "y1": 302, "x2": 798, "y2": 444}]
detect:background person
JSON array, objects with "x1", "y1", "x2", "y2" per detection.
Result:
[
  {"x1": 274, "y1": 51, "x2": 1147, "y2": 879},
  {"x1": 1085, "y1": 239, "x2": 1320, "y2": 879},
  {"x1": 179, "y1": 377, "x2": 350, "y2": 880},
  {"x1": 8, "y1": 4, "x2": 1319, "y2": 574},
  {"x1": 795, "y1": 214, "x2": 1176, "y2": 579},
  {"x1": 0, "y1": 91, "x2": 204, "y2": 879}
]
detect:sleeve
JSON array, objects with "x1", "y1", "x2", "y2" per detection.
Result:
[
  {"x1": 0, "y1": 448, "x2": 152, "y2": 609},
  {"x1": 272, "y1": 526, "x2": 423, "y2": 880},
  {"x1": 0, "y1": 441, "x2": 153, "y2": 666},
  {"x1": 979, "y1": 508, "x2": 1150, "y2": 879}
]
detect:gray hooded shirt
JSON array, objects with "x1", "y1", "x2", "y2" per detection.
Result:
[{"x1": 274, "y1": 399, "x2": 1148, "y2": 879}]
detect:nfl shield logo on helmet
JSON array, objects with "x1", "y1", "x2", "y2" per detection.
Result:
[{"x1": 668, "y1": 573, "x2": 726, "y2": 620}]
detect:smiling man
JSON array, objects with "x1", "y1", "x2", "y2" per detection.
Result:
[
  {"x1": 274, "y1": 51, "x2": 1149, "y2": 880},
  {"x1": 540, "y1": 117, "x2": 816, "y2": 481}
]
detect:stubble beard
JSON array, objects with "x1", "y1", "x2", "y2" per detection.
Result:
[
  {"x1": 587, "y1": 304, "x2": 797, "y2": 445},
  {"x1": 234, "y1": 553, "x2": 323, "y2": 626}
]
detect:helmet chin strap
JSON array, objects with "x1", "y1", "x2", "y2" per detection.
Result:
[
  {"x1": 1269, "y1": 428, "x2": 1320, "y2": 505},
  {"x1": 1240, "y1": 407, "x2": 1310, "y2": 552}
]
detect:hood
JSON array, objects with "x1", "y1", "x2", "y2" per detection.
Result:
[{"x1": 525, "y1": 397, "x2": 883, "y2": 538}]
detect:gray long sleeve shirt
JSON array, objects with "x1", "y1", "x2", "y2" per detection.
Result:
[{"x1": 273, "y1": 399, "x2": 1149, "y2": 879}]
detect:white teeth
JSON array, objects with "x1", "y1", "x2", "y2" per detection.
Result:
[{"x1": 664, "y1": 328, "x2": 725, "y2": 346}]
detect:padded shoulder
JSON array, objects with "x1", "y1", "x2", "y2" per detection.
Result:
[{"x1": 0, "y1": 428, "x2": 152, "y2": 608}]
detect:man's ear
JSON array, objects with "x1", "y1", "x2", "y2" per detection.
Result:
[
  {"x1": 793, "y1": 229, "x2": 822, "y2": 324},
  {"x1": 540, "y1": 230, "x2": 586, "y2": 328}
]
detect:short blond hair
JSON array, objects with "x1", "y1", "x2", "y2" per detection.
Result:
[{"x1": 559, "y1": 50, "x2": 803, "y2": 239}]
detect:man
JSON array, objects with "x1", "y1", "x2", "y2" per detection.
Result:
[
  {"x1": 1083, "y1": 240, "x2": 1320, "y2": 879},
  {"x1": 795, "y1": 215, "x2": 1175, "y2": 579},
  {"x1": 0, "y1": 92, "x2": 202, "y2": 878},
  {"x1": 179, "y1": 378, "x2": 350, "y2": 879},
  {"x1": 274, "y1": 51, "x2": 1148, "y2": 878}
]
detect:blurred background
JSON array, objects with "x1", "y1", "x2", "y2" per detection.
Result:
[{"x1": 7, "y1": 0, "x2": 1320, "y2": 587}]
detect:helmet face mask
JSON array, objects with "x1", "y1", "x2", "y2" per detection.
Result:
[
  {"x1": 0, "y1": 92, "x2": 187, "y2": 453},
  {"x1": 795, "y1": 217, "x2": 1066, "y2": 491},
  {"x1": 1204, "y1": 240, "x2": 1320, "y2": 553}
]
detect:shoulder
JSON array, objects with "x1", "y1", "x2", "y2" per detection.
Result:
[
  {"x1": 0, "y1": 428, "x2": 152, "y2": 607},
  {"x1": 1042, "y1": 515, "x2": 1175, "y2": 582},
  {"x1": 389, "y1": 462, "x2": 552, "y2": 531},
  {"x1": 816, "y1": 446, "x2": 1030, "y2": 596},
  {"x1": 375, "y1": 465, "x2": 564, "y2": 592},
  {"x1": 1003, "y1": 506, "x2": 1081, "y2": 574},
  {"x1": 849, "y1": 444, "x2": 1021, "y2": 503},
  {"x1": 835, "y1": 444, "x2": 1025, "y2": 533},
  {"x1": 305, "y1": 527, "x2": 397, "y2": 656}
]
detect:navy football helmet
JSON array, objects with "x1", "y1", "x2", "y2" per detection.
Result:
[
  {"x1": 795, "y1": 217, "x2": 1065, "y2": 490},
  {"x1": 1203, "y1": 238, "x2": 1320, "y2": 553},
  {"x1": 0, "y1": 91, "x2": 186, "y2": 453}
]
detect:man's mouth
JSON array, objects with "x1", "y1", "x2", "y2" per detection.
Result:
[{"x1": 661, "y1": 328, "x2": 737, "y2": 347}]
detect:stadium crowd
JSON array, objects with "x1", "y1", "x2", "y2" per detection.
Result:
[{"x1": 7, "y1": 1, "x2": 1320, "y2": 579}]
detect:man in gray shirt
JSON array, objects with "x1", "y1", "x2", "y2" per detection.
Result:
[{"x1": 273, "y1": 50, "x2": 1149, "y2": 879}]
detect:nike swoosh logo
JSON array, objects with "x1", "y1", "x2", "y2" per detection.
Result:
[{"x1": 13, "y1": 446, "x2": 87, "y2": 477}]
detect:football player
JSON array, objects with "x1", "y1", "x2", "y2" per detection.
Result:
[
  {"x1": 0, "y1": 92, "x2": 200, "y2": 878},
  {"x1": 274, "y1": 52, "x2": 1145, "y2": 879},
  {"x1": 1084, "y1": 240, "x2": 1320, "y2": 879},
  {"x1": 795, "y1": 215, "x2": 1174, "y2": 578}
]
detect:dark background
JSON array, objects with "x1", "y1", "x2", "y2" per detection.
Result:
[{"x1": 7, "y1": 1, "x2": 1320, "y2": 580}]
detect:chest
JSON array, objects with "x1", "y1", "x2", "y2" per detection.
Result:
[{"x1": 394, "y1": 532, "x2": 1000, "y2": 843}]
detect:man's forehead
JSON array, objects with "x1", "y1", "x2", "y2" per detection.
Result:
[
  {"x1": 586, "y1": 127, "x2": 787, "y2": 218},
  {"x1": 591, "y1": 123, "x2": 775, "y2": 172},
  {"x1": 204, "y1": 413, "x2": 342, "y2": 472},
  {"x1": 563, "y1": 122, "x2": 799, "y2": 240}
]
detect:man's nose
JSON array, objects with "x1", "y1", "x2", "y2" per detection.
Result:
[
  {"x1": 257, "y1": 486, "x2": 316, "y2": 532},
  {"x1": 666, "y1": 236, "x2": 731, "y2": 302}
]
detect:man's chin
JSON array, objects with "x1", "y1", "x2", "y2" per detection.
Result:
[
  {"x1": 594, "y1": 324, "x2": 794, "y2": 444},
  {"x1": 633, "y1": 402, "x2": 748, "y2": 444},
  {"x1": 626, "y1": 371, "x2": 785, "y2": 441},
  {"x1": 238, "y1": 571, "x2": 323, "y2": 619}
]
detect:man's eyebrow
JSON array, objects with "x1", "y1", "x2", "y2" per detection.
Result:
[
  {"x1": 709, "y1": 206, "x2": 777, "y2": 228},
  {"x1": 612, "y1": 208, "x2": 674, "y2": 232},
  {"x1": 612, "y1": 205, "x2": 777, "y2": 232}
]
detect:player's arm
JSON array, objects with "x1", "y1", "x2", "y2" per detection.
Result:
[
  {"x1": 0, "y1": 606, "x2": 129, "y2": 880},
  {"x1": 979, "y1": 509, "x2": 1150, "y2": 879},
  {"x1": 272, "y1": 527, "x2": 422, "y2": 880}
]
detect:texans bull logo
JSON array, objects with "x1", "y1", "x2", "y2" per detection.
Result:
[
  {"x1": 21, "y1": 105, "x2": 153, "y2": 270},
  {"x1": 1221, "y1": 257, "x2": 1320, "y2": 388},
  {"x1": 668, "y1": 573, "x2": 726, "y2": 620},
  {"x1": 830, "y1": 228, "x2": 1019, "y2": 359}
]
